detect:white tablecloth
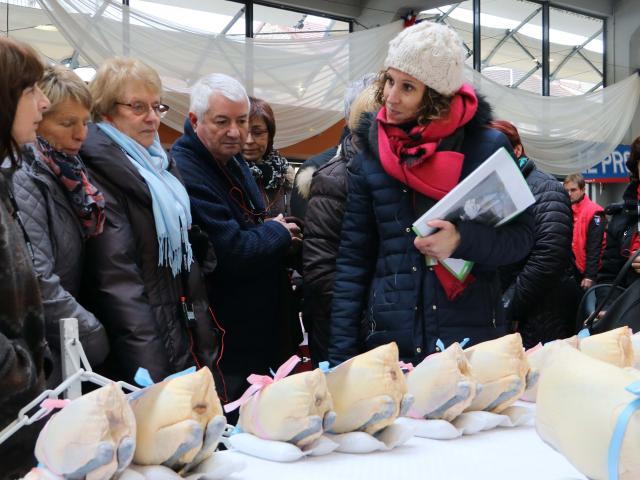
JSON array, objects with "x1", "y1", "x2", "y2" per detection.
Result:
[{"x1": 222, "y1": 425, "x2": 587, "y2": 480}]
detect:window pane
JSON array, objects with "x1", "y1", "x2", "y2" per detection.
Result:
[
  {"x1": 130, "y1": 0, "x2": 246, "y2": 36},
  {"x1": 0, "y1": 1, "x2": 74, "y2": 62},
  {"x1": 549, "y1": 7, "x2": 604, "y2": 96},
  {"x1": 480, "y1": 0, "x2": 543, "y2": 94},
  {"x1": 420, "y1": 2, "x2": 474, "y2": 68},
  {"x1": 253, "y1": 4, "x2": 349, "y2": 39}
]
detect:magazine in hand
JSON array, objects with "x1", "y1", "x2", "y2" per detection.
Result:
[{"x1": 412, "y1": 147, "x2": 536, "y2": 281}]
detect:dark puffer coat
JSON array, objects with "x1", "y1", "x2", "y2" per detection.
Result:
[
  {"x1": 499, "y1": 158, "x2": 577, "y2": 347},
  {"x1": 80, "y1": 125, "x2": 219, "y2": 384},
  {"x1": 302, "y1": 135, "x2": 356, "y2": 365},
  {"x1": 328, "y1": 99, "x2": 535, "y2": 366},
  {"x1": 598, "y1": 180, "x2": 640, "y2": 288},
  {"x1": 0, "y1": 168, "x2": 48, "y2": 477},
  {"x1": 13, "y1": 149, "x2": 109, "y2": 380}
]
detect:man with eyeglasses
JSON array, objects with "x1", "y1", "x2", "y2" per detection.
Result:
[{"x1": 171, "y1": 73, "x2": 302, "y2": 408}]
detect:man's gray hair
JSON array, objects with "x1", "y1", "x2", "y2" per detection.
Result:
[
  {"x1": 343, "y1": 72, "x2": 377, "y2": 121},
  {"x1": 190, "y1": 73, "x2": 250, "y2": 118}
]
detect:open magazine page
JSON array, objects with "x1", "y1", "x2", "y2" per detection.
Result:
[{"x1": 412, "y1": 147, "x2": 535, "y2": 280}]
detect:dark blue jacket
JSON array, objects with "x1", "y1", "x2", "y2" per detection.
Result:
[
  {"x1": 328, "y1": 101, "x2": 535, "y2": 366},
  {"x1": 171, "y1": 120, "x2": 292, "y2": 375}
]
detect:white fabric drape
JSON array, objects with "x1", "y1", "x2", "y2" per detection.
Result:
[
  {"x1": 467, "y1": 68, "x2": 640, "y2": 175},
  {"x1": 36, "y1": 0, "x2": 402, "y2": 148},
  {"x1": 37, "y1": 0, "x2": 640, "y2": 173}
]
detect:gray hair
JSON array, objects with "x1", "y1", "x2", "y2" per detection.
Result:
[
  {"x1": 343, "y1": 73, "x2": 377, "y2": 121},
  {"x1": 190, "y1": 73, "x2": 250, "y2": 118}
]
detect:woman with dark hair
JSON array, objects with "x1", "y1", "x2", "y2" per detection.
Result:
[
  {"x1": 328, "y1": 22, "x2": 534, "y2": 366},
  {"x1": 491, "y1": 120, "x2": 576, "y2": 347},
  {"x1": 13, "y1": 65, "x2": 109, "y2": 384},
  {"x1": 0, "y1": 36, "x2": 51, "y2": 477},
  {"x1": 243, "y1": 97, "x2": 294, "y2": 217},
  {"x1": 598, "y1": 137, "x2": 640, "y2": 286}
]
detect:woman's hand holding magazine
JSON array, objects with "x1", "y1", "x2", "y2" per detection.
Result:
[{"x1": 414, "y1": 220, "x2": 461, "y2": 260}]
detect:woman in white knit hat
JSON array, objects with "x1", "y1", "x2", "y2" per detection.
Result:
[{"x1": 327, "y1": 21, "x2": 534, "y2": 366}]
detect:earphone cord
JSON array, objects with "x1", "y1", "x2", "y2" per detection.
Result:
[{"x1": 215, "y1": 156, "x2": 267, "y2": 223}]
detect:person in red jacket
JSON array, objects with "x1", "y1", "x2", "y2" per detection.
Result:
[{"x1": 564, "y1": 173, "x2": 606, "y2": 290}]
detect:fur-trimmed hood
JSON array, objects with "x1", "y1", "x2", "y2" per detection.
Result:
[{"x1": 354, "y1": 93, "x2": 494, "y2": 161}]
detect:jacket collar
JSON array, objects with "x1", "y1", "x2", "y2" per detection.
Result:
[
  {"x1": 355, "y1": 92, "x2": 495, "y2": 162},
  {"x1": 518, "y1": 156, "x2": 536, "y2": 178},
  {"x1": 81, "y1": 123, "x2": 153, "y2": 207},
  {"x1": 173, "y1": 119, "x2": 266, "y2": 213}
]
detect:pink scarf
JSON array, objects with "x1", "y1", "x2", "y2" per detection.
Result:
[{"x1": 378, "y1": 84, "x2": 478, "y2": 300}]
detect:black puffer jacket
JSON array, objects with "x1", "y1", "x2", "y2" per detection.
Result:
[
  {"x1": 499, "y1": 158, "x2": 577, "y2": 347},
  {"x1": 598, "y1": 181, "x2": 640, "y2": 288},
  {"x1": 80, "y1": 125, "x2": 218, "y2": 384},
  {"x1": 302, "y1": 135, "x2": 356, "y2": 365}
]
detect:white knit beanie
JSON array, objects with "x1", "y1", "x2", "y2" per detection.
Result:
[{"x1": 384, "y1": 21, "x2": 465, "y2": 97}]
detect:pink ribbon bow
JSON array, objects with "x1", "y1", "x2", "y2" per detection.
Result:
[
  {"x1": 224, "y1": 355, "x2": 301, "y2": 413},
  {"x1": 399, "y1": 360, "x2": 414, "y2": 372},
  {"x1": 41, "y1": 398, "x2": 71, "y2": 410}
]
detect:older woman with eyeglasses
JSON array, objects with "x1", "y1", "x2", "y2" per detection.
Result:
[
  {"x1": 80, "y1": 57, "x2": 218, "y2": 383},
  {"x1": 243, "y1": 97, "x2": 295, "y2": 217}
]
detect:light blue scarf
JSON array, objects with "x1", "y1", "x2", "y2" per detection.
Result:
[{"x1": 97, "y1": 122, "x2": 193, "y2": 276}]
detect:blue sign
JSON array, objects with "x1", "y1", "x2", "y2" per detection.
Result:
[{"x1": 583, "y1": 144, "x2": 631, "y2": 183}]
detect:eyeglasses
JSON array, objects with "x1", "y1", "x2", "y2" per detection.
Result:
[
  {"x1": 249, "y1": 128, "x2": 269, "y2": 138},
  {"x1": 115, "y1": 101, "x2": 170, "y2": 118}
]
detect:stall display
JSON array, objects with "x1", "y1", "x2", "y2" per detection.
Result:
[
  {"x1": 537, "y1": 343, "x2": 640, "y2": 480},
  {"x1": 406, "y1": 342, "x2": 476, "y2": 421},
  {"x1": 33, "y1": 383, "x2": 136, "y2": 479},
  {"x1": 324, "y1": 343, "x2": 412, "y2": 435},
  {"x1": 129, "y1": 367, "x2": 226, "y2": 471},
  {"x1": 578, "y1": 326, "x2": 634, "y2": 368},
  {"x1": 233, "y1": 363, "x2": 334, "y2": 447},
  {"x1": 521, "y1": 335, "x2": 579, "y2": 402},
  {"x1": 2, "y1": 325, "x2": 609, "y2": 480},
  {"x1": 463, "y1": 333, "x2": 531, "y2": 413}
]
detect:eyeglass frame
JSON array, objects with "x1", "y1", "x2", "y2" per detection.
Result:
[
  {"x1": 115, "y1": 101, "x2": 170, "y2": 118},
  {"x1": 248, "y1": 128, "x2": 270, "y2": 139}
]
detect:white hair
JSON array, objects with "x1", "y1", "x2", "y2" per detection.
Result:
[{"x1": 190, "y1": 73, "x2": 250, "y2": 118}]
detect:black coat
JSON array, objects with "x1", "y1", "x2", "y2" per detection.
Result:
[
  {"x1": 598, "y1": 181, "x2": 640, "y2": 288},
  {"x1": 171, "y1": 120, "x2": 298, "y2": 388},
  {"x1": 290, "y1": 127, "x2": 349, "y2": 221},
  {"x1": 499, "y1": 158, "x2": 577, "y2": 347},
  {"x1": 0, "y1": 168, "x2": 48, "y2": 477},
  {"x1": 329, "y1": 99, "x2": 535, "y2": 366},
  {"x1": 290, "y1": 146, "x2": 339, "y2": 221},
  {"x1": 302, "y1": 136, "x2": 355, "y2": 365},
  {"x1": 80, "y1": 125, "x2": 218, "y2": 384}
]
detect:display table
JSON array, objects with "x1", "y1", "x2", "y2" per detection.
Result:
[{"x1": 222, "y1": 425, "x2": 587, "y2": 480}]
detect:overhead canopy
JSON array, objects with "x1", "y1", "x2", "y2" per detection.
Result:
[
  {"x1": 466, "y1": 68, "x2": 640, "y2": 175},
  {"x1": 34, "y1": 0, "x2": 398, "y2": 147},
  {"x1": 24, "y1": 0, "x2": 640, "y2": 174}
]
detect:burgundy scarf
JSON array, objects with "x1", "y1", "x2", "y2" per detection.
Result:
[
  {"x1": 35, "y1": 137, "x2": 105, "y2": 238},
  {"x1": 378, "y1": 83, "x2": 478, "y2": 300}
]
